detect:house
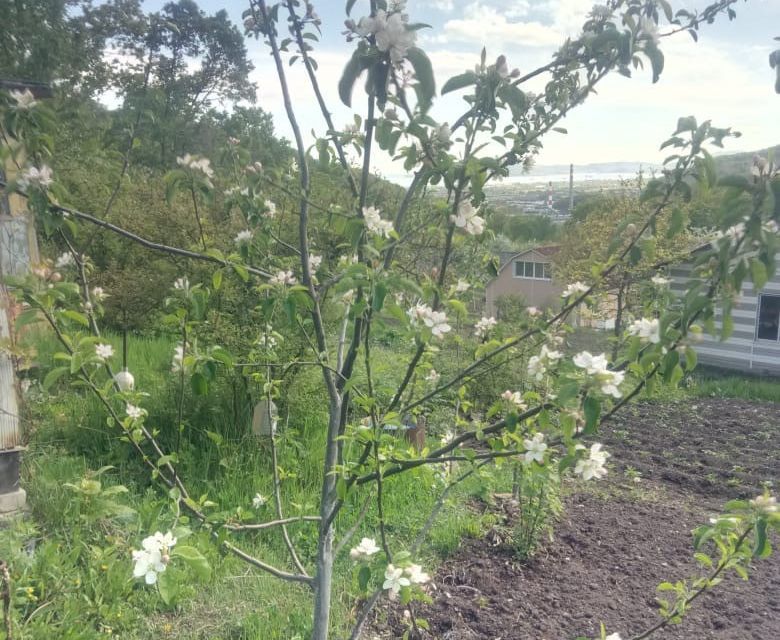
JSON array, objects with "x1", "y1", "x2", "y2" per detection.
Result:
[
  {"x1": 485, "y1": 246, "x2": 562, "y2": 318},
  {"x1": 0, "y1": 79, "x2": 51, "y2": 514},
  {"x1": 670, "y1": 260, "x2": 780, "y2": 375}
]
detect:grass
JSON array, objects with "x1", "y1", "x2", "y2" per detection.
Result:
[
  {"x1": 7, "y1": 328, "x2": 497, "y2": 639},
  {"x1": 682, "y1": 367, "x2": 780, "y2": 403}
]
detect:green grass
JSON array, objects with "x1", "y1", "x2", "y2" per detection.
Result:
[
  {"x1": 683, "y1": 367, "x2": 780, "y2": 403},
  {"x1": 8, "y1": 328, "x2": 496, "y2": 639}
]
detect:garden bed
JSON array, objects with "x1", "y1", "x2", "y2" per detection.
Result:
[{"x1": 372, "y1": 398, "x2": 780, "y2": 639}]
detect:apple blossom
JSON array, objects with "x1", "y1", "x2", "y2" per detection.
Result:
[
  {"x1": 19, "y1": 165, "x2": 53, "y2": 189},
  {"x1": 450, "y1": 201, "x2": 485, "y2": 235},
  {"x1": 95, "y1": 343, "x2": 114, "y2": 360},
  {"x1": 474, "y1": 316, "x2": 497, "y2": 339},
  {"x1": 563, "y1": 281, "x2": 590, "y2": 298},
  {"x1": 270, "y1": 270, "x2": 297, "y2": 286},
  {"x1": 349, "y1": 537, "x2": 381, "y2": 561},
  {"x1": 627, "y1": 317, "x2": 661, "y2": 344},
  {"x1": 252, "y1": 493, "x2": 267, "y2": 509},
  {"x1": 383, "y1": 563, "x2": 411, "y2": 596},
  {"x1": 523, "y1": 432, "x2": 547, "y2": 464},
  {"x1": 574, "y1": 443, "x2": 610, "y2": 480}
]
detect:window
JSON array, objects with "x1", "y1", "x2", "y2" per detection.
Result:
[
  {"x1": 513, "y1": 260, "x2": 552, "y2": 281},
  {"x1": 757, "y1": 294, "x2": 780, "y2": 341}
]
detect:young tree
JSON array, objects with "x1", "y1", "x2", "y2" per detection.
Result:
[{"x1": 2, "y1": 1, "x2": 778, "y2": 639}]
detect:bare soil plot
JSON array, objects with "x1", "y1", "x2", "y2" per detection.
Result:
[{"x1": 372, "y1": 398, "x2": 780, "y2": 639}]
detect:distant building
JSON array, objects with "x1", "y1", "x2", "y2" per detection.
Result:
[
  {"x1": 485, "y1": 246, "x2": 563, "y2": 317},
  {"x1": 670, "y1": 258, "x2": 780, "y2": 375}
]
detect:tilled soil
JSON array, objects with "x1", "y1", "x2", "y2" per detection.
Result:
[{"x1": 371, "y1": 398, "x2": 780, "y2": 639}]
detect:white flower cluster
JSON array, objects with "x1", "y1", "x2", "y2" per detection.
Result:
[
  {"x1": 474, "y1": 316, "x2": 497, "y2": 339},
  {"x1": 574, "y1": 443, "x2": 610, "y2": 480},
  {"x1": 173, "y1": 276, "x2": 189, "y2": 291},
  {"x1": 270, "y1": 270, "x2": 297, "y2": 286},
  {"x1": 309, "y1": 254, "x2": 323, "y2": 271},
  {"x1": 234, "y1": 230, "x2": 252, "y2": 244},
  {"x1": 132, "y1": 531, "x2": 177, "y2": 585},
  {"x1": 55, "y1": 252, "x2": 75, "y2": 269},
  {"x1": 19, "y1": 165, "x2": 53, "y2": 190},
  {"x1": 349, "y1": 537, "x2": 381, "y2": 561},
  {"x1": 10, "y1": 89, "x2": 37, "y2": 110},
  {"x1": 501, "y1": 389, "x2": 526, "y2": 410},
  {"x1": 563, "y1": 281, "x2": 589, "y2": 298},
  {"x1": 715, "y1": 221, "x2": 746, "y2": 247},
  {"x1": 176, "y1": 153, "x2": 214, "y2": 179},
  {"x1": 264, "y1": 199, "x2": 277, "y2": 218},
  {"x1": 171, "y1": 344, "x2": 186, "y2": 373},
  {"x1": 92, "y1": 286, "x2": 108, "y2": 302},
  {"x1": 355, "y1": 10, "x2": 416, "y2": 64},
  {"x1": 527, "y1": 344, "x2": 563, "y2": 381},
  {"x1": 126, "y1": 403, "x2": 145, "y2": 420},
  {"x1": 252, "y1": 493, "x2": 267, "y2": 509},
  {"x1": 651, "y1": 274, "x2": 671, "y2": 287},
  {"x1": 383, "y1": 562, "x2": 429, "y2": 596},
  {"x1": 627, "y1": 317, "x2": 660, "y2": 344},
  {"x1": 450, "y1": 201, "x2": 485, "y2": 236},
  {"x1": 425, "y1": 369, "x2": 440, "y2": 383},
  {"x1": 95, "y1": 343, "x2": 114, "y2": 361},
  {"x1": 454, "y1": 279, "x2": 470, "y2": 293},
  {"x1": 408, "y1": 303, "x2": 452, "y2": 339},
  {"x1": 573, "y1": 351, "x2": 624, "y2": 398},
  {"x1": 523, "y1": 432, "x2": 547, "y2": 464},
  {"x1": 363, "y1": 206, "x2": 394, "y2": 238}
]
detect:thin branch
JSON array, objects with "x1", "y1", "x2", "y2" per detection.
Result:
[
  {"x1": 226, "y1": 516, "x2": 321, "y2": 532},
  {"x1": 334, "y1": 490, "x2": 374, "y2": 557}
]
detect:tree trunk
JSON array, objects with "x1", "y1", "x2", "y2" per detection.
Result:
[{"x1": 311, "y1": 397, "x2": 343, "y2": 640}]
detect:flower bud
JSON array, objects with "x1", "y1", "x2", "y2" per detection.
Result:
[
  {"x1": 50, "y1": 272, "x2": 62, "y2": 282},
  {"x1": 114, "y1": 369, "x2": 135, "y2": 392}
]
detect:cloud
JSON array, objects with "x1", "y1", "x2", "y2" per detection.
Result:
[{"x1": 442, "y1": 5, "x2": 561, "y2": 48}]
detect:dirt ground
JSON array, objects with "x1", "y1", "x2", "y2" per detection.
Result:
[{"x1": 371, "y1": 398, "x2": 780, "y2": 639}]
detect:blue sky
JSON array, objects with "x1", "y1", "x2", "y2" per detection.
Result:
[{"x1": 144, "y1": 1, "x2": 780, "y2": 180}]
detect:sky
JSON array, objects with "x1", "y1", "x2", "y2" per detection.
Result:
[{"x1": 142, "y1": 0, "x2": 780, "y2": 182}]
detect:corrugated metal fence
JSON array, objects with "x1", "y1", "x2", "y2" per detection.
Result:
[{"x1": 0, "y1": 166, "x2": 36, "y2": 449}]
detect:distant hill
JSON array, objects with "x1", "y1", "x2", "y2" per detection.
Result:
[
  {"x1": 712, "y1": 144, "x2": 780, "y2": 175},
  {"x1": 510, "y1": 145, "x2": 780, "y2": 179}
]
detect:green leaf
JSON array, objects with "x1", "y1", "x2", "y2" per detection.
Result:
[
  {"x1": 172, "y1": 545, "x2": 211, "y2": 580},
  {"x1": 61, "y1": 309, "x2": 89, "y2": 327},
  {"x1": 358, "y1": 565, "x2": 371, "y2": 591},
  {"x1": 190, "y1": 372, "x2": 208, "y2": 396},
  {"x1": 43, "y1": 366, "x2": 69, "y2": 391},
  {"x1": 583, "y1": 395, "x2": 601, "y2": 434},
  {"x1": 157, "y1": 570, "x2": 176, "y2": 605},
  {"x1": 441, "y1": 71, "x2": 478, "y2": 95},
  {"x1": 751, "y1": 259, "x2": 768, "y2": 290},
  {"x1": 497, "y1": 83, "x2": 527, "y2": 121},
  {"x1": 405, "y1": 47, "x2": 436, "y2": 112},
  {"x1": 339, "y1": 48, "x2": 371, "y2": 107}
]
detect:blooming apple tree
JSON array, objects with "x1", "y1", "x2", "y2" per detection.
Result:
[{"x1": 1, "y1": 1, "x2": 779, "y2": 639}]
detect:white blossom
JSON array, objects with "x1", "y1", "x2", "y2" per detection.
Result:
[
  {"x1": 341, "y1": 289, "x2": 356, "y2": 305},
  {"x1": 309, "y1": 254, "x2": 323, "y2": 271},
  {"x1": 715, "y1": 222, "x2": 746, "y2": 246},
  {"x1": 527, "y1": 344, "x2": 563, "y2": 381},
  {"x1": 95, "y1": 343, "x2": 114, "y2": 361},
  {"x1": 651, "y1": 275, "x2": 672, "y2": 286},
  {"x1": 114, "y1": 369, "x2": 135, "y2": 392},
  {"x1": 19, "y1": 164, "x2": 54, "y2": 190},
  {"x1": 176, "y1": 153, "x2": 214, "y2": 179},
  {"x1": 234, "y1": 230, "x2": 253, "y2": 244},
  {"x1": 10, "y1": 89, "x2": 37, "y2": 110},
  {"x1": 523, "y1": 432, "x2": 547, "y2": 464},
  {"x1": 526, "y1": 306, "x2": 541, "y2": 317},
  {"x1": 383, "y1": 563, "x2": 411, "y2": 596},
  {"x1": 357, "y1": 10, "x2": 416, "y2": 64},
  {"x1": 450, "y1": 201, "x2": 485, "y2": 236},
  {"x1": 605, "y1": 634, "x2": 622, "y2": 640},
  {"x1": 573, "y1": 351, "x2": 609, "y2": 375},
  {"x1": 55, "y1": 252, "x2": 75, "y2": 268},
  {"x1": 574, "y1": 443, "x2": 610, "y2": 481},
  {"x1": 173, "y1": 277, "x2": 189, "y2": 291},
  {"x1": 126, "y1": 404, "x2": 144, "y2": 420},
  {"x1": 408, "y1": 303, "x2": 451, "y2": 339},
  {"x1": 264, "y1": 200, "x2": 277, "y2": 217},
  {"x1": 750, "y1": 494, "x2": 778, "y2": 514},
  {"x1": 270, "y1": 270, "x2": 297, "y2": 286},
  {"x1": 350, "y1": 537, "x2": 381, "y2": 561},
  {"x1": 599, "y1": 369, "x2": 625, "y2": 398},
  {"x1": 627, "y1": 317, "x2": 661, "y2": 344},
  {"x1": 91, "y1": 286, "x2": 108, "y2": 302},
  {"x1": 425, "y1": 369, "x2": 440, "y2": 383},
  {"x1": 563, "y1": 281, "x2": 589, "y2": 298},
  {"x1": 501, "y1": 390, "x2": 526, "y2": 410},
  {"x1": 474, "y1": 316, "x2": 497, "y2": 339},
  {"x1": 132, "y1": 531, "x2": 177, "y2": 585},
  {"x1": 252, "y1": 493, "x2": 267, "y2": 509},
  {"x1": 363, "y1": 206, "x2": 394, "y2": 238},
  {"x1": 404, "y1": 563, "x2": 430, "y2": 584},
  {"x1": 454, "y1": 279, "x2": 470, "y2": 293}
]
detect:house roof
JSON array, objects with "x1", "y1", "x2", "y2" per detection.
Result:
[
  {"x1": 498, "y1": 245, "x2": 560, "y2": 270},
  {"x1": 0, "y1": 80, "x2": 53, "y2": 99}
]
